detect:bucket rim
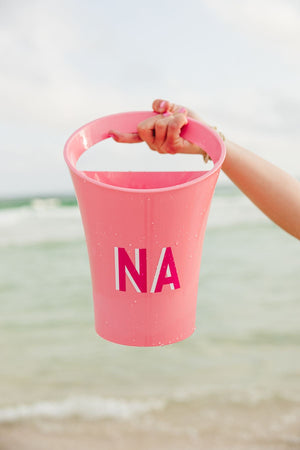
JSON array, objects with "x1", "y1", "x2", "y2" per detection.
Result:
[{"x1": 64, "y1": 111, "x2": 226, "y2": 193}]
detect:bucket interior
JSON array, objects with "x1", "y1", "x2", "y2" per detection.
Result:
[{"x1": 83, "y1": 171, "x2": 208, "y2": 189}]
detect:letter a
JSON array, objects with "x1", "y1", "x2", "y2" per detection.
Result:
[
  {"x1": 150, "y1": 247, "x2": 180, "y2": 293},
  {"x1": 114, "y1": 247, "x2": 147, "y2": 293}
]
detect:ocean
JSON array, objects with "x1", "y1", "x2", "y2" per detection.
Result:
[{"x1": 0, "y1": 186, "x2": 299, "y2": 449}]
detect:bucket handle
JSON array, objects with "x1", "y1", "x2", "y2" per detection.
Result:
[{"x1": 64, "y1": 111, "x2": 226, "y2": 171}]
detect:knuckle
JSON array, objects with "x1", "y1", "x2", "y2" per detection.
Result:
[
  {"x1": 170, "y1": 116, "x2": 181, "y2": 126},
  {"x1": 155, "y1": 120, "x2": 165, "y2": 130},
  {"x1": 137, "y1": 123, "x2": 146, "y2": 133},
  {"x1": 137, "y1": 123, "x2": 147, "y2": 138},
  {"x1": 168, "y1": 121, "x2": 179, "y2": 132},
  {"x1": 167, "y1": 143, "x2": 177, "y2": 153}
]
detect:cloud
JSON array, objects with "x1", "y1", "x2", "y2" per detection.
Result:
[
  {"x1": 202, "y1": 0, "x2": 300, "y2": 61},
  {"x1": 0, "y1": 0, "x2": 299, "y2": 196},
  {"x1": 0, "y1": 1, "x2": 135, "y2": 130}
]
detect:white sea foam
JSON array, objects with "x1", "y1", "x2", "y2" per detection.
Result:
[
  {"x1": 0, "y1": 192, "x2": 270, "y2": 246},
  {"x1": 0, "y1": 396, "x2": 165, "y2": 424},
  {"x1": 0, "y1": 388, "x2": 299, "y2": 425},
  {"x1": 0, "y1": 203, "x2": 84, "y2": 246}
]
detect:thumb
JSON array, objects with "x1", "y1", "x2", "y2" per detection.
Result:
[{"x1": 152, "y1": 99, "x2": 172, "y2": 114}]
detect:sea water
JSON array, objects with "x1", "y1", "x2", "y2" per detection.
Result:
[{"x1": 0, "y1": 186, "x2": 299, "y2": 449}]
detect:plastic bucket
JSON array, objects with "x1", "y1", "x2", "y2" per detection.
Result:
[{"x1": 64, "y1": 111, "x2": 226, "y2": 346}]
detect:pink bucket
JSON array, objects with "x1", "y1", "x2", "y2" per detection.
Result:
[{"x1": 64, "y1": 111, "x2": 226, "y2": 346}]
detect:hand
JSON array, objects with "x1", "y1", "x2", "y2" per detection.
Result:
[{"x1": 109, "y1": 99, "x2": 207, "y2": 156}]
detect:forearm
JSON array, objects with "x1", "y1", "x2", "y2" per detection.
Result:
[{"x1": 221, "y1": 140, "x2": 300, "y2": 239}]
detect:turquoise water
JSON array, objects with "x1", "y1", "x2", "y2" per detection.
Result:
[{"x1": 0, "y1": 188, "x2": 299, "y2": 446}]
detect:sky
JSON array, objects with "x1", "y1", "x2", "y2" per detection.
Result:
[{"x1": 1, "y1": 0, "x2": 300, "y2": 197}]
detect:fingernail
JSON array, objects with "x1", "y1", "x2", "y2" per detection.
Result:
[
  {"x1": 159, "y1": 100, "x2": 166, "y2": 110},
  {"x1": 178, "y1": 107, "x2": 186, "y2": 114},
  {"x1": 163, "y1": 111, "x2": 171, "y2": 117}
]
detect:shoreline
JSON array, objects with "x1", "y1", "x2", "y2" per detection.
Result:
[{"x1": 0, "y1": 402, "x2": 299, "y2": 450}]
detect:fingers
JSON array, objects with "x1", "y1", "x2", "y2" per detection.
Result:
[
  {"x1": 137, "y1": 110, "x2": 188, "y2": 154},
  {"x1": 152, "y1": 99, "x2": 170, "y2": 114},
  {"x1": 110, "y1": 109, "x2": 205, "y2": 156},
  {"x1": 152, "y1": 98, "x2": 202, "y2": 122},
  {"x1": 159, "y1": 101, "x2": 208, "y2": 157},
  {"x1": 109, "y1": 130, "x2": 142, "y2": 144},
  {"x1": 152, "y1": 99, "x2": 180, "y2": 115},
  {"x1": 110, "y1": 98, "x2": 191, "y2": 147},
  {"x1": 137, "y1": 116, "x2": 157, "y2": 149},
  {"x1": 163, "y1": 112, "x2": 188, "y2": 154},
  {"x1": 154, "y1": 114, "x2": 172, "y2": 149}
]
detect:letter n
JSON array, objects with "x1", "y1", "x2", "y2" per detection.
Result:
[
  {"x1": 114, "y1": 247, "x2": 147, "y2": 293},
  {"x1": 150, "y1": 247, "x2": 180, "y2": 293}
]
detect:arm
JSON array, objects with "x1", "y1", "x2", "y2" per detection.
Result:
[
  {"x1": 109, "y1": 99, "x2": 300, "y2": 239},
  {"x1": 222, "y1": 140, "x2": 300, "y2": 239}
]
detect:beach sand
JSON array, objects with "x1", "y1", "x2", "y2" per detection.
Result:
[{"x1": 1, "y1": 402, "x2": 299, "y2": 450}]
